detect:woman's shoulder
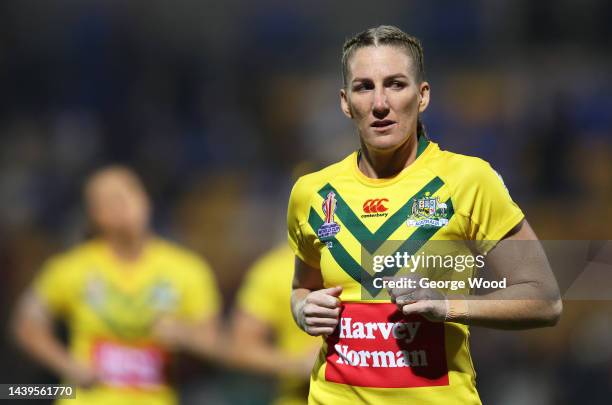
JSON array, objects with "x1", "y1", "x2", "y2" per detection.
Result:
[
  {"x1": 425, "y1": 144, "x2": 510, "y2": 198},
  {"x1": 428, "y1": 144, "x2": 497, "y2": 181}
]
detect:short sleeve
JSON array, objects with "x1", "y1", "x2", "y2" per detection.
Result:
[
  {"x1": 180, "y1": 257, "x2": 221, "y2": 322},
  {"x1": 235, "y1": 256, "x2": 284, "y2": 326},
  {"x1": 33, "y1": 256, "x2": 76, "y2": 316},
  {"x1": 287, "y1": 177, "x2": 321, "y2": 268},
  {"x1": 459, "y1": 160, "x2": 524, "y2": 248}
]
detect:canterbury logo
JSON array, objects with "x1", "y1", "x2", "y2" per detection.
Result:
[{"x1": 363, "y1": 198, "x2": 389, "y2": 213}]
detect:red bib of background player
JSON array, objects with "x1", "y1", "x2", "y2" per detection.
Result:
[
  {"x1": 325, "y1": 303, "x2": 449, "y2": 388},
  {"x1": 92, "y1": 340, "x2": 168, "y2": 389}
]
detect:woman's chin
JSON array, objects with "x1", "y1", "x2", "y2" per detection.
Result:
[{"x1": 362, "y1": 135, "x2": 406, "y2": 153}]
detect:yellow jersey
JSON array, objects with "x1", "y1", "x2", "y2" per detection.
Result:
[
  {"x1": 287, "y1": 137, "x2": 524, "y2": 404},
  {"x1": 34, "y1": 237, "x2": 221, "y2": 405},
  {"x1": 236, "y1": 244, "x2": 320, "y2": 405}
]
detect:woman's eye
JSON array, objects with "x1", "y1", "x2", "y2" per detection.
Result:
[
  {"x1": 353, "y1": 82, "x2": 373, "y2": 92},
  {"x1": 390, "y1": 81, "x2": 406, "y2": 89}
]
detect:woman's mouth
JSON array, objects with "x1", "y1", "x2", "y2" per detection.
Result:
[{"x1": 370, "y1": 120, "x2": 397, "y2": 132}]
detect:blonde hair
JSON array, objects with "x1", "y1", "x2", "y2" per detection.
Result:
[{"x1": 341, "y1": 25, "x2": 425, "y2": 87}]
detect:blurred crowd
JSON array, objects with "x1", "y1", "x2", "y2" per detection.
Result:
[{"x1": 1, "y1": 1, "x2": 611, "y2": 404}]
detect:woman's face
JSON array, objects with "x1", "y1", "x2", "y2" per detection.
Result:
[
  {"x1": 340, "y1": 45, "x2": 430, "y2": 152},
  {"x1": 86, "y1": 170, "x2": 151, "y2": 240}
]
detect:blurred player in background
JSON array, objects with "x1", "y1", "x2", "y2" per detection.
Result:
[
  {"x1": 227, "y1": 243, "x2": 320, "y2": 405},
  {"x1": 11, "y1": 166, "x2": 222, "y2": 405}
]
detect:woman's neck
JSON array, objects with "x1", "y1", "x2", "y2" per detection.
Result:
[
  {"x1": 358, "y1": 134, "x2": 419, "y2": 179},
  {"x1": 105, "y1": 232, "x2": 150, "y2": 263}
]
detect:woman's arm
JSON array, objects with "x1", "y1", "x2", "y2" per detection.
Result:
[
  {"x1": 391, "y1": 220, "x2": 563, "y2": 329},
  {"x1": 11, "y1": 290, "x2": 99, "y2": 387},
  {"x1": 291, "y1": 258, "x2": 343, "y2": 336},
  {"x1": 225, "y1": 310, "x2": 316, "y2": 377}
]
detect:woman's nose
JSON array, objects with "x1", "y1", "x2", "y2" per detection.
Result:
[{"x1": 372, "y1": 89, "x2": 390, "y2": 118}]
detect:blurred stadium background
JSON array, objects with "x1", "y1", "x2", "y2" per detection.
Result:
[{"x1": 0, "y1": 0, "x2": 610, "y2": 404}]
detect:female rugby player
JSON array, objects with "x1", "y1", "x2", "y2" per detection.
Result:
[
  {"x1": 12, "y1": 166, "x2": 221, "y2": 405},
  {"x1": 288, "y1": 25, "x2": 561, "y2": 404}
]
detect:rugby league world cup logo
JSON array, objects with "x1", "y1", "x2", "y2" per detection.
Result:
[{"x1": 317, "y1": 191, "x2": 341, "y2": 242}]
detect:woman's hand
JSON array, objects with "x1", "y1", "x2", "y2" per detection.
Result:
[
  {"x1": 295, "y1": 286, "x2": 343, "y2": 336},
  {"x1": 387, "y1": 275, "x2": 448, "y2": 322},
  {"x1": 394, "y1": 288, "x2": 448, "y2": 322},
  {"x1": 61, "y1": 358, "x2": 99, "y2": 388}
]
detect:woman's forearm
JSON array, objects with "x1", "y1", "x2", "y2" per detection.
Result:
[
  {"x1": 451, "y1": 283, "x2": 562, "y2": 329},
  {"x1": 291, "y1": 287, "x2": 312, "y2": 329}
]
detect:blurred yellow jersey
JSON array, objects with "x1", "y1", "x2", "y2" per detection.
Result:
[
  {"x1": 236, "y1": 244, "x2": 320, "y2": 405},
  {"x1": 287, "y1": 137, "x2": 524, "y2": 404},
  {"x1": 34, "y1": 237, "x2": 221, "y2": 405}
]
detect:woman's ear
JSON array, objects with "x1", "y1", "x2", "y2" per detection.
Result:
[
  {"x1": 418, "y1": 81, "x2": 430, "y2": 113},
  {"x1": 340, "y1": 88, "x2": 353, "y2": 118}
]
